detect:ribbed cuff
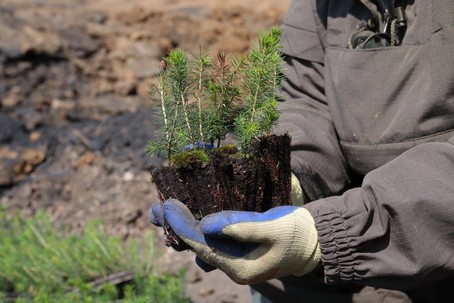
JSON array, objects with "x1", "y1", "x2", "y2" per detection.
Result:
[{"x1": 305, "y1": 200, "x2": 357, "y2": 285}]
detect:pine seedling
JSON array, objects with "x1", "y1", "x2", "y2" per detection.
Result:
[
  {"x1": 234, "y1": 27, "x2": 283, "y2": 151},
  {"x1": 204, "y1": 52, "x2": 244, "y2": 147},
  {"x1": 146, "y1": 61, "x2": 173, "y2": 158},
  {"x1": 147, "y1": 27, "x2": 283, "y2": 160},
  {"x1": 148, "y1": 50, "x2": 241, "y2": 159},
  {"x1": 147, "y1": 49, "x2": 194, "y2": 158},
  {"x1": 192, "y1": 48, "x2": 212, "y2": 150},
  {"x1": 166, "y1": 49, "x2": 194, "y2": 146}
]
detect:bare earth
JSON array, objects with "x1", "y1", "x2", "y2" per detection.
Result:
[{"x1": 0, "y1": 0, "x2": 290, "y2": 302}]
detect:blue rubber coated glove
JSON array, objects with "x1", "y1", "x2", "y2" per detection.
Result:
[
  {"x1": 150, "y1": 199, "x2": 321, "y2": 285},
  {"x1": 184, "y1": 142, "x2": 215, "y2": 150}
]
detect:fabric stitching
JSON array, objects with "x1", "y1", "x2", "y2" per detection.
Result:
[
  {"x1": 282, "y1": 23, "x2": 318, "y2": 34},
  {"x1": 339, "y1": 128, "x2": 454, "y2": 147}
]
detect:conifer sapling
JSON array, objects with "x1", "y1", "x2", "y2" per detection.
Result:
[
  {"x1": 147, "y1": 27, "x2": 283, "y2": 160},
  {"x1": 148, "y1": 27, "x2": 292, "y2": 249}
]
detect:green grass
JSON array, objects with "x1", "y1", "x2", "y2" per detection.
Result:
[{"x1": 0, "y1": 208, "x2": 189, "y2": 302}]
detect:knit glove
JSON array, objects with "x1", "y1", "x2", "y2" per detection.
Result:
[
  {"x1": 151, "y1": 199, "x2": 321, "y2": 284},
  {"x1": 291, "y1": 172, "x2": 305, "y2": 205}
]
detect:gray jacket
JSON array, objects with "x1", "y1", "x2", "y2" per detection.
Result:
[{"x1": 265, "y1": 0, "x2": 454, "y2": 302}]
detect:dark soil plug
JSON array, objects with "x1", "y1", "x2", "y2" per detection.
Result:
[{"x1": 151, "y1": 133, "x2": 292, "y2": 250}]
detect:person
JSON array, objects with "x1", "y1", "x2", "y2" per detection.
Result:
[{"x1": 149, "y1": 0, "x2": 454, "y2": 302}]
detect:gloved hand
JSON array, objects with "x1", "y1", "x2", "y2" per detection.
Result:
[
  {"x1": 184, "y1": 141, "x2": 215, "y2": 150},
  {"x1": 291, "y1": 172, "x2": 305, "y2": 205},
  {"x1": 149, "y1": 199, "x2": 321, "y2": 285}
]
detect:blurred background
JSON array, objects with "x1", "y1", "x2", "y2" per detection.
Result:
[{"x1": 0, "y1": 0, "x2": 290, "y2": 302}]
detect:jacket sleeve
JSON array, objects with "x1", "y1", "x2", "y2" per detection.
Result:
[
  {"x1": 275, "y1": 0, "x2": 351, "y2": 200},
  {"x1": 305, "y1": 136, "x2": 454, "y2": 290}
]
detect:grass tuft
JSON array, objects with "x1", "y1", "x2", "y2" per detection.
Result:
[{"x1": 0, "y1": 208, "x2": 188, "y2": 302}]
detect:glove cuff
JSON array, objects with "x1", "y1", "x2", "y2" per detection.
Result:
[
  {"x1": 295, "y1": 240, "x2": 321, "y2": 276},
  {"x1": 291, "y1": 208, "x2": 321, "y2": 276},
  {"x1": 291, "y1": 172, "x2": 305, "y2": 206}
]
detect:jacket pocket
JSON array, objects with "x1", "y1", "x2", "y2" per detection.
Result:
[{"x1": 323, "y1": 28, "x2": 454, "y2": 173}]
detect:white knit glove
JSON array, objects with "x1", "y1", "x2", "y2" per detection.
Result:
[
  {"x1": 152, "y1": 199, "x2": 321, "y2": 284},
  {"x1": 291, "y1": 172, "x2": 305, "y2": 205}
]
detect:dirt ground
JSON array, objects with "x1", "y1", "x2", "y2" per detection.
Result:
[{"x1": 0, "y1": 0, "x2": 290, "y2": 302}]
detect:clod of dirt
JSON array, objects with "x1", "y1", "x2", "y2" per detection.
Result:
[{"x1": 151, "y1": 134, "x2": 292, "y2": 249}]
